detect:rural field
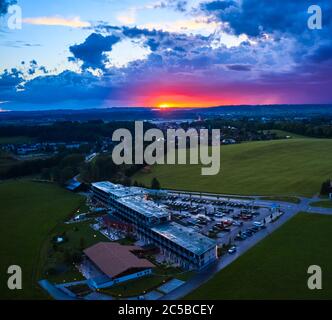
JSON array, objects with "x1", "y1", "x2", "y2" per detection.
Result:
[
  {"x1": 186, "y1": 212, "x2": 332, "y2": 300},
  {"x1": 134, "y1": 138, "x2": 332, "y2": 196},
  {"x1": 0, "y1": 152, "x2": 18, "y2": 177},
  {"x1": 0, "y1": 180, "x2": 84, "y2": 299},
  {"x1": 263, "y1": 129, "x2": 307, "y2": 139}
]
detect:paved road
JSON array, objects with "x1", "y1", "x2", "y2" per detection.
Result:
[
  {"x1": 39, "y1": 280, "x2": 78, "y2": 300},
  {"x1": 160, "y1": 192, "x2": 332, "y2": 300}
]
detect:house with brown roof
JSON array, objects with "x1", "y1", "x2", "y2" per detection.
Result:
[{"x1": 83, "y1": 242, "x2": 155, "y2": 289}]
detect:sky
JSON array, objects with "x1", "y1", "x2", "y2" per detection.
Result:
[{"x1": 0, "y1": 0, "x2": 332, "y2": 111}]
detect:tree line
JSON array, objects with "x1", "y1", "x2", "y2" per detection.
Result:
[{"x1": 0, "y1": 120, "x2": 156, "y2": 142}]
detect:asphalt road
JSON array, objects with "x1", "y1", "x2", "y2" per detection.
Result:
[{"x1": 160, "y1": 192, "x2": 332, "y2": 300}]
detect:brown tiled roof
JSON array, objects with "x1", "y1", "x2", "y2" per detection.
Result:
[{"x1": 84, "y1": 242, "x2": 155, "y2": 279}]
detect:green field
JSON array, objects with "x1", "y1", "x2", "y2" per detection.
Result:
[
  {"x1": 186, "y1": 213, "x2": 332, "y2": 300},
  {"x1": 0, "y1": 180, "x2": 84, "y2": 299},
  {"x1": 263, "y1": 130, "x2": 307, "y2": 139},
  {"x1": 134, "y1": 139, "x2": 332, "y2": 196},
  {"x1": 310, "y1": 200, "x2": 332, "y2": 208},
  {"x1": 259, "y1": 196, "x2": 301, "y2": 204}
]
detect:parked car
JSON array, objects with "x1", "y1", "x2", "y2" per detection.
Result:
[
  {"x1": 253, "y1": 221, "x2": 264, "y2": 228},
  {"x1": 222, "y1": 219, "x2": 233, "y2": 226},
  {"x1": 235, "y1": 234, "x2": 247, "y2": 241},
  {"x1": 242, "y1": 231, "x2": 253, "y2": 237},
  {"x1": 228, "y1": 246, "x2": 237, "y2": 254},
  {"x1": 232, "y1": 221, "x2": 242, "y2": 226},
  {"x1": 215, "y1": 213, "x2": 225, "y2": 218},
  {"x1": 241, "y1": 214, "x2": 253, "y2": 220}
]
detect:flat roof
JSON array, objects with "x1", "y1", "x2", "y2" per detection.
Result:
[
  {"x1": 91, "y1": 181, "x2": 144, "y2": 198},
  {"x1": 152, "y1": 222, "x2": 216, "y2": 255},
  {"x1": 66, "y1": 179, "x2": 82, "y2": 191},
  {"x1": 117, "y1": 196, "x2": 169, "y2": 219}
]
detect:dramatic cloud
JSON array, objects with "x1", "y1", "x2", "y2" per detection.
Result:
[
  {"x1": 139, "y1": 17, "x2": 220, "y2": 35},
  {"x1": 69, "y1": 33, "x2": 121, "y2": 70},
  {"x1": 200, "y1": 0, "x2": 332, "y2": 37},
  {"x1": 2, "y1": 1, "x2": 332, "y2": 109},
  {"x1": 0, "y1": 68, "x2": 23, "y2": 91},
  {"x1": 0, "y1": 0, "x2": 16, "y2": 16}
]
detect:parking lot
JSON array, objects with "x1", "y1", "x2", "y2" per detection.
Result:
[{"x1": 157, "y1": 193, "x2": 284, "y2": 251}]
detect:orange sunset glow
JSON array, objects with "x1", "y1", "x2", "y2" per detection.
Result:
[
  {"x1": 157, "y1": 103, "x2": 171, "y2": 109},
  {"x1": 115, "y1": 80, "x2": 285, "y2": 108},
  {"x1": 146, "y1": 94, "x2": 236, "y2": 109},
  {"x1": 127, "y1": 81, "x2": 250, "y2": 108}
]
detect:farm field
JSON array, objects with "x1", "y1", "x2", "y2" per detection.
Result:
[
  {"x1": 263, "y1": 130, "x2": 307, "y2": 139},
  {"x1": 0, "y1": 180, "x2": 84, "y2": 299},
  {"x1": 134, "y1": 139, "x2": 332, "y2": 196},
  {"x1": 0, "y1": 152, "x2": 18, "y2": 176},
  {"x1": 186, "y1": 212, "x2": 332, "y2": 300}
]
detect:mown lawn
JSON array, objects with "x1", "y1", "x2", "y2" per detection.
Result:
[
  {"x1": 259, "y1": 196, "x2": 301, "y2": 204},
  {"x1": 0, "y1": 180, "x2": 84, "y2": 299},
  {"x1": 134, "y1": 139, "x2": 332, "y2": 196},
  {"x1": 100, "y1": 266, "x2": 194, "y2": 298},
  {"x1": 186, "y1": 213, "x2": 332, "y2": 300},
  {"x1": 310, "y1": 200, "x2": 332, "y2": 208},
  {"x1": 100, "y1": 275, "x2": 166, "y2": 298},
  {"x1": 43, "y1": 221, "x2": 109, "y2": 285}
]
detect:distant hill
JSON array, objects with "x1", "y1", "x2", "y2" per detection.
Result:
[{"x1": 0, "y1": 104, "x2": 332, "y2": 124}]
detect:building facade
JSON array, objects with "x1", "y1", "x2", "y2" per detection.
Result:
[{"x1": 91, "y1": 181, "x2": 217, "y2": 270}]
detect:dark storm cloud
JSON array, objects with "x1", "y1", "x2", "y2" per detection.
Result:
[
  {"x1": 0, "y1": 70, "x2": 115, "y2": 104},
  {"x1": 122, "y1": 26, "x2": 165, "y2": 38},
  {"x1": 0, "y1": 62, "x2": 48, "y2": 98},
  {"x1": 227, "y1": 64, "x2": 252, "y2": 71},
  {"x1": 0, "y1": 68, "x2": 23, "y2": 89},
  {"x1": 69, "y1": 33, "x2": 121, "y2": 70},
  {"x1": 201, "y1": 0, "x2": 236, "y2": 12},
  {"x1": 201, "y1": 0, "x2": 332, "y2": 37},
  {"x1": 0, "y1": 0, "x2": 16, "y2": 16}
]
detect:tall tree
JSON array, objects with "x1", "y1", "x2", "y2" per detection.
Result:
[{"x1": 151, "y1": 177, "x2": 161, "y2": 190}]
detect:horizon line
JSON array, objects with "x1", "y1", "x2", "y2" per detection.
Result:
[{"x1": 1, "y1": 103, "x2": 332, "y2": 113}]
